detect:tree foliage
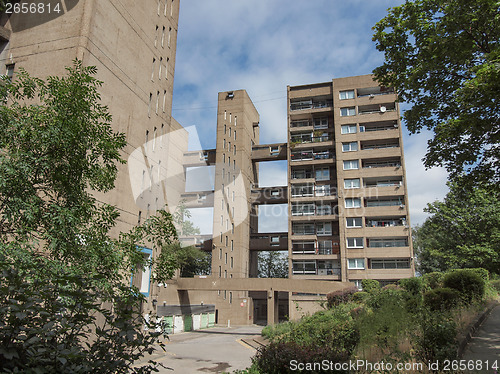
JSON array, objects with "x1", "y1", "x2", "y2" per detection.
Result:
[
  {"x1": 258, "y1": 251, "x2": 288, "y2": 278},
  {"x1": 373, "y1": 0, "x2": 500, "y2": 186},
  {"x1": 0, "y1": 61, "x2": 178, "y2": 372},
  {"x1": 413, "y1": 181, "x2": 500, "y2": 274}
]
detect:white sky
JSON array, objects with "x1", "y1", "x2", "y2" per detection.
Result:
[{"x1": 172, "y1": 0, "x2": 449, "y2": 233}]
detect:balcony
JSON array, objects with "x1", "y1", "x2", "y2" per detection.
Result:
[
  {"x1": 358, "y1": 102, "x2": 396, "y2": 115},
  {"x1": 357, "y1": 86, "x2": 395, "y2": 98},
  {"x1": 366, "y1": 218, "x2": 407, "y2": 228},
  {"x1": 292, "y1": 260, "x2": 341, "y2": 276},
  {"x1": 290, "y1": 98, "x2": 333, "y2": 111},
  {"x1": 361, "y1": 140, "x2": 399, "y2": 151},
  {"x1": 291, "y1": 184, "x2": 336, "y2": 198},
  {"x1": 290, "y1": 133, "x2": 333, "y2": 145},
  {"x1": 362, "y1": 157, "x2": 401, "y2": 169},
  {"x1": 290, "y1": 150, "x2": 334, "y2": 162}
]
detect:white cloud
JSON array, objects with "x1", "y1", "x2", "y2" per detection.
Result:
[{"x1": 403, "y1": 130, "x2": 449, "y2": 225}]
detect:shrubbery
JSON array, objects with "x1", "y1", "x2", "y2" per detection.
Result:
[
  {"x1": 443, "y1": 269, "x2": 485, "y2": 304},
  {"x1": 361, "y1": 279, "x2": 380, "y2": 294},
  {"x1": 254, "y1": 269, "x2": 493, "y2": 373},
  {"x1": 326, "y1": 286, "x2": 358, "y2": 308},
  {"x1": 491, "y1": 280, "x2": 500, "y2": 293},
  {"x1": 253, "y1": 341, "x2": 349, "y2": 374},
  {"x1": 422, "y1": 272, "x2": 444, "y2": 290},
  {"x1": 423, "y1": 287, "x2": 461, "y2": 311}
]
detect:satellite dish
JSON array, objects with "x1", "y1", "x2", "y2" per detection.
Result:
[{"x1": 380, "y1": 106, "x2": 387, "y2": 113}]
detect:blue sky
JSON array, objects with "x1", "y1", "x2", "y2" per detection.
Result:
[{"x1": 172, "y1": 0, "x2": 449, "y2": 233}]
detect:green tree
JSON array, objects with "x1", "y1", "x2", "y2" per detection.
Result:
[
  {"x1": 0, "y1": 62, "x2": 177, "y2": 372},
  {"x1": 373, "y1": 0, "x2": 500, "y2": 186},
  {"x1": 413, "y1": 181, "x2": 500, "y2": 274},
  {"x1": 258, "y1": 251, "x2": 288, "y2": 278}
]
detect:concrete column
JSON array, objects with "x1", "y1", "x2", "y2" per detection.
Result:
[{"x1": 267, "y1": 289, "x2": 279, "y2": 325}]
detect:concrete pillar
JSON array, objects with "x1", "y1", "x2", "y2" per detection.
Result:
[{"x1": 267, "y1": 289, "x2": 279, "y2": 325}]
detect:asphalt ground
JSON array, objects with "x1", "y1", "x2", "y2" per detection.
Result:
[{"x1": 135, "y1": 325, "x2": 263, "y2": 373}]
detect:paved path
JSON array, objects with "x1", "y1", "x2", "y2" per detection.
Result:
[
  {"x1": 463, "y1": 304, "x2": 500, "y2": 373},
  {"x1": 136, "y1": 325, "x2": 263, "y2": 373}
]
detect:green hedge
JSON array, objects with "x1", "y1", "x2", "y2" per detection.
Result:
[{"x1": 442, "y1": 269, "x2": 485, "y2": 304}]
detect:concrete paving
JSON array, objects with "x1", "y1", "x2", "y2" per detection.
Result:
[
  {"x1": 135, "y1": 325, "x2": 263, "y2": 373},
  {"x1": 463, "y1": 304, "x2": 500, "y2": 373}
]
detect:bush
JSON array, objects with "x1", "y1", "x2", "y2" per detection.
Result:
[
  {"x1": 467, "y1": 268, "x2": 490, "y2": 282},
  {"x1": 361, "y1": 279, "x2": 380, "y2": 294},
  {"x1": 443, "y1": 269, "x2": 485, "y2": 304},
  {"x1": 490, "y1": 280, "x2": 500, "y2": 293},
  {"x1": 422, "y1": 272, "x2": 444, "y2": 290},
  {"x1": 413, "y1": 312, "x2": 458, "y2": 365},
  {"x1": 423, "y1": 287, "x2": 461, "y2": 311},
  {"x1": 352, "y1": 291, "x2": 369, "y2": 302},
  {"x1": 365, "y1": 287, "x2": 404, "y2": 311},
  {"x1": 326, "y1": 286, "x2": 359, "y2": 307},
  {"x1": 399, "y1": 277, "x2": 424, "y2": 296},
  {"x1": 253, "y1": 341, "x2": 350, "y2": 374}
]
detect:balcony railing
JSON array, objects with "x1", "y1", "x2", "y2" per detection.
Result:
[
  {"x1": 290, "y1": 99, "x2": 333, "y2": 111},
  {"x1": 291, "y1": 151, "x2": 334, "y2": 161}
]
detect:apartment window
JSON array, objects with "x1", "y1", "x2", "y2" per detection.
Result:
[
  {"x1": 151, "y1": 58, "x2": 155, "y2": 81},
  {"x1": 316, "y1": 222, "x2": 332, "y2": 236},
  {"x1": 315, "y1": 167, "x2": 330, "y2": 181},
  {"x1": 225, "y1": 253, "x2": 228, "y2": 264},
  {"x1": 160, "y1": 124, "x2": 164, "y2": 147},
  {"x1": 339, "y1": 90, "x2": 355, "y2": 100},
  {"x1": 171, "y1": 0, "x2": 174, "y2": 16},
  {"x1": 340, "y1": 107, "x2": 356, "y2": 116},
  {"x1": 223, "y1": 154, "x2": 225, "y2": 163},
  {"x1": 348, "y1": 258, "x2": 365, "y2": 269},
  {"x1": 223, "y1": 139, "x2": 226, "y2": 149},
  {"x1": 346, "y1": 217, "x2": 362, "y2": 228},
  {"x1": 231, "y1": 239, "x2": 233, "y2": 250},
  {"x1": 347, "y1": 237, "x2": 364, "y2": 248},
  {"x1": 157, "y1": 0, "x2": 161, "y2": 15},
  {"x1": 220, "y1": 232, "x2": 223, "y2": 242},
  {"x1": 234, "y1": 145, "x2": 236, "y2": 155},
  {"x1": 159, "y1": 57, "x2": 162, "y2": 79},
  {"x1": 225, "y1": 236, "x2": 228, "y2": 246},
  {"x1": 341, "y1": 124, "x2": 357, "y2": 134},
  {"x1": 5, "y1": 64, "x2": 15, "y2": 81},
  {"x1": 224, "y1": 110, "x2": 227, "y2": 120},
  {"x1": 154, "y1": 25, "x2": 158, "y2": 47},
  {"x1": 370, "y1": 259, "x2": 411, "y2": 269},
  {"x1": 165, "y1": 58, "x2": 169, "y2": 79},
  {"x1": 149, "y1": 166, "x2": 153, "y2": 190},
  {"x1": 156, "y1": 91, "x2": 159, "y2": 114},
  {"x1": 220, "y1": 215, "x2": 223, "y2": 225},
  {"x1": 164, "y1": 0, "x2": 167, "y2": 15},
  {"x1": 153, "y1": 127, "x2": 157, "y2": 150},
  {"x1": 224, "y1": 124, "x2": 226, "y2": 134},
  {"x1": 158, "y1": 160, "x2": 161, "y2": 180},
  {"x1": 141, "y1": 170, "x2": 145, "y2": 191},
  {"x1": 219, "y1": 248, "x2": 222, "y2": 259},
  {"x1": 343, "y1": 160, "x2": 359, "y2": 170},
  {"x1": 232, "y1": 191, "x2": 235, "y2": 202},
  {"x1": 234, "y1": 130, "x2": 236, "y2": 140},
  {"x1": 345, "y1": 198, "x2": 361, "y2": 208},
  {"x1": 342, "y1": 142, "x2": 358, "y2": 152},
  {"x1": 230, "y1": 257, "x2": 233, "y2": 268},
  {"x1": 138, "y1": 211, "x2": 142, "y2": 224},
  {"x1": 148, "y1": 93, "x2": 152, "y2": 117},
  {"x1": 163, "y1": 90, "x2": 166, "y2": 112},
  {"x1": 234, "y1": 116, "x2": 237, "y2": 126},
  {"x1": 344, "y1": 178, "x2": 360, "y2": 189},
  {"x1": 145, "y1": 130, "x2": 149, "y2": 147},
  {"x1": 168, "y1": 27, "x2": 172, "y2": 47},
  {"x1": 368, "y1": 238, "x2": 408, "y2": 248},
  {"x1": 218, "y1": 266, "x2": 221, "y2": 278},
  {"x1": 229, "y1": 291, "x2": 232, "y2": 304}
]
